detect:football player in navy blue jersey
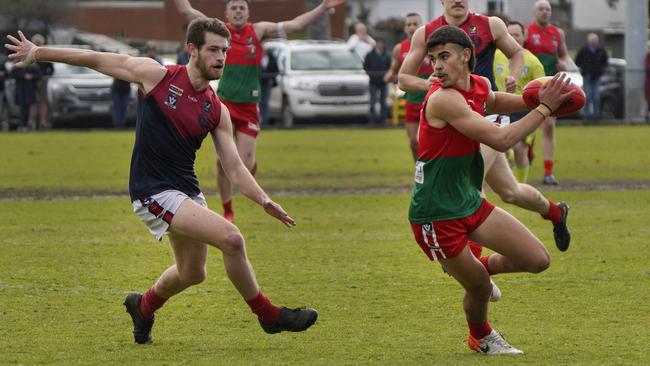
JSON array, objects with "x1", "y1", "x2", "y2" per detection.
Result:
[{"x1": 5, "y1": 18, "x2": 318, "y2": 344}]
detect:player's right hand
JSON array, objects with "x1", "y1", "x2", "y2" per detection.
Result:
[
  {"x1": 263, "y1": 200, "x2": 296, "y2": 228},
  {"x1": 538, "y1": 73, "x2": 574, "y2": 112},
  {"x1": 5, "y1": 31, "x2": 38, "y2": 65}
]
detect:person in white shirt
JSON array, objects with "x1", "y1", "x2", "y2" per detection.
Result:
[{"x1": 347, "y1": 22, "x2": 376, "y2": 60}]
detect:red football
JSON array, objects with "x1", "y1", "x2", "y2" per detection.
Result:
[{"x1": 522, "y1": 76, "x2": 586, "y2": 117}]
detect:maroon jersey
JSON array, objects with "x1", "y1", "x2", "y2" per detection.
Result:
[
  {"x1": 425, "y1": 13, "x2": 497, "y2": 90},
  {"x1": 130, "y1": 65, "x2": 222, "y2": 201}
]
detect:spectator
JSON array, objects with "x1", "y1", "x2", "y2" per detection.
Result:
[
  {"x1": 144, "y1": 43, "x2": 163, "y2": 64},
  {"x1": 176, "y1": 46, "x2": 190, "y2": 65},
  {"x1": 0, "y1": 53, "x2": 6, "y2": 131},
  {"x1": 259, "y1": 47, "x2": 278, "y2": 127},
  {"x1": 111, "y1": 78, "x2": 132, "y2": 128},
  {"x1": 363, "y1": 37, "x2": 391, "y2": 124},
  {"x1": 347, "y1": 22, "x2": 375, "y2": 61},
  {"x1": 644, "y1": 41, "x2": 650, "y2": 120},
  {"x1": 31, "y1": 34, "x2": 54, "y2": 129},
  {"x1": 575, "y1": 33, "x2": 608, "y2": 120},
  {"x1": 10, "y1": 61, "x2": 41, "y2": 132}
]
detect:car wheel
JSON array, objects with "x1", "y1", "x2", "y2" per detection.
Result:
[
  {"x1": 600, "y1": 97, "x2": 617, "y2": 120},
  {"x1": 280, "y1": 96, "x2": 294, "y2": 128}
]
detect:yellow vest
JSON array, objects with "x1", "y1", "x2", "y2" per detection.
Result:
[{"x1": 493, "y1": 49, "x2": 546, "y2": 95}]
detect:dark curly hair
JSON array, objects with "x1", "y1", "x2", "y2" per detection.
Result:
[{"x1": 425, "y1": 25, "x2": 476, "y2": 72}]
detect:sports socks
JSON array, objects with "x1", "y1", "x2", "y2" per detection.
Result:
[
  {"x1": 478, "y1": 255, "x2": 494, "y2": 275},
  {"x1": 514, "y1": 164, "x2": 529, "y2": 183},
  {"x1": 468, "y1": 321, "x2": 493, "y2": 340},
  {"x1": 223, "y1": 200, "x2": 233, "y2": 216},
  {"x1": 544, "y1": 160, "x2": 554, "y2": 176},
  {"x1": 245, "y1": 290, "x2": 281, "y2": 323},
  {"x1": 140, "y1": 287, "x2": 168, "y2": 320},
  {"x1": 541, "y1": 199, "x2": 562, "y2": 224}
]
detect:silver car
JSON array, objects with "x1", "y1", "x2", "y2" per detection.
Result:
[
  {"x1": 47, "y1": 63, "x2": 120, "y2": 126},
  {"x1": 264, "y1": 40, "x2": 370, "y2": 127}
]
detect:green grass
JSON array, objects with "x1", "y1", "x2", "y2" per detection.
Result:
[
  {"x1": 1, "y1": 126, "x2": 649, "y2": 364},
  {"x1": 1, "y1": 125, "x2": 649, "y2": 196}
]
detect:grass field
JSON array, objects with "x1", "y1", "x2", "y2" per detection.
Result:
[{"x1": 1, "y1": 126, "x2": 649, "y2": 365}]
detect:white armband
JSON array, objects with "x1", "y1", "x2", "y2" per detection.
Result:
[{"x1": 276, "y1": 22, "x2": 287, "y2": 39}]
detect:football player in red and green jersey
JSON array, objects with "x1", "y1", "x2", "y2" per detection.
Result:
[
  {"x1": 524, "y1": 0, "x2": 570, "y2": 185},
  {"x1": 410, "y1": 25, "x2": 573, "y2": 355},
  {"x1": 175, "y1": 0, "x2": 346, "y2": 222}
]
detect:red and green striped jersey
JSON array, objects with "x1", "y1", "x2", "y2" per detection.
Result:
[
  {"x1": 409, "y1": 74, "x2": 489, "y2": 224},
  {"x1": 399, "y1": 38, "x2": 433, "y2": 104},
  {"x1": 218, "y1": 23, "x2": 263, "y2": 103},
  {"x1": 524, "y1": 22, "x2": 562, "y2": 76}
]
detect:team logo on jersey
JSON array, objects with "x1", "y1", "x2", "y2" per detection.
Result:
[
  {"x1": 198, "y1": 113, "x2": 212, "y2": 130},
  {"x1": 164, "y1": 85, "x2": 183, "y2": 109},
  {"x1": 203, "y1": 100, "x2": 213, "y2": 113},
  {"x1": 164, "y1": 94, "x2": 178, "y2": 109},
  {"x1": 246, "y1": 36, "x2": 253, "y2": 44},
  {"x1": 469, "y1": 25, "x2": 478, "y2": 35},
  {"x1": 532, "y1": 34, "x2": 541, "y2": 45},
  {"x1": 169, "y1": 85, "x2": 184, "y2": 97}
]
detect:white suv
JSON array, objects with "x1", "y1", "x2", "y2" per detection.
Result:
[{"x1": 264, "y1": 39, "x2": 370, "y2": 127}]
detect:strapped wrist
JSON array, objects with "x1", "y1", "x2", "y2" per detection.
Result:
[
  {"x1": 535, "y1": 104, "x2": 551, "y2": 118},
  {"x1": 25, "y1": 47, "x2": 38, "y2": 64}
]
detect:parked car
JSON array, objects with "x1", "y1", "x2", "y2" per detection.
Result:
[
  {"x1": 598, "y1": 58, "x2": 625, "y2": 119},
  {"x1": 2, "y1": 45, "x2": 136, "y2": 129},
  {"x1": 264, "y1": 39, "x2": 370, "y2": 127}
]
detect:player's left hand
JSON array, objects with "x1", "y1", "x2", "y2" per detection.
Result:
[
  {"x1": 322, "y1": 0, "x2": 346, "y2": 9},
  {"x1": 4, "y1": 31, "x2": 38, "y2": 65},
  {"x1": 263, "y1": 200, "x2": 296, "y2": 227},
  {"x1": 505, "y1": 75, "x2": 517, "y2": 93}
]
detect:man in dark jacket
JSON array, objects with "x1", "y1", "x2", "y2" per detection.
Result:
[
  {"x1": 363, "y1": 38, "x2": 391, "y2": 124},
  {"x1": 11, "y1": 61, "x2": 41, "y2": 131},
  {"x1": 575, "y1": 33, "x2": 608, "y2": 120}
]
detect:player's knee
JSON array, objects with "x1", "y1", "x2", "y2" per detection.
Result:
[
  {"x1": 496, "y1": 186, "x2": 518, "y2": 204},
  {"x1": 181, "y1": 267, "x2": 207, "y2": 286},
  {"x1": 527, "y1": 250, "x2": 551, "y2": 273},
  {"x1": 465, "y1": 279, "x2": 493, "y2": 300},
  {"x1": 221, "y1": 229, "x2": 245, "y2": 256}
]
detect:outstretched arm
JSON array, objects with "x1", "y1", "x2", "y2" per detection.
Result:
[
  {"x1": 174, "y1": 0, "x2": 210, "y2": 23},
  {"x1": 428, "y1": 73, "x2": 573, "y2": 152},
  {"x1": 5, "y1": 31, "x2": 166, "y2": 94},
  {"x1": 211, "y1": 105, "x2": 295, "y2": 227},
  {"x1": 253, "y1": 0, "x2": 346, "y2": 40},
  {"x1": 398, "y1": 26, "x2": 432, "y2": 93}
]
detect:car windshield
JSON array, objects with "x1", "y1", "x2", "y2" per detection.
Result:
[
  {"x1": 52, "y1": 63, "x2": 103, "y2": 75},
  {"x1": 291, "y1": 49, "x2": 362, "y2": 71}
]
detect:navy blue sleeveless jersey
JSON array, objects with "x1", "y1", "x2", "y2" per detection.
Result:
[{"x1": 129, "y1": 65, "x2": 222, "y2": 201}]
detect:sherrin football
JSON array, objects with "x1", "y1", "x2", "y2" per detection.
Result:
[{"x1": 522, "y1": 76, "x2": 586, "y2": 117}]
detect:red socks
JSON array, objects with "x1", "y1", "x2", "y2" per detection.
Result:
[
  {"x1": 245, "y1": 291, "x2": 281, "y2": 324},
  {"x1": 140, "y1": 287, "x2": 168, "y2": 320},
  {"x1": 478, "y1": 255, "x2": 494, "y2": 275},
  {"x1": 544, "y1": 160, "x2": 554, "y2": 176},
  {"x1": 542, "y1": 199, "x2": 563, "y2": 224},
  {"x1": 468, "y1": 321, "x2": 492, "y2": 339}
]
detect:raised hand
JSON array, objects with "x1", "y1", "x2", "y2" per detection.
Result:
[
  {"x1": 263, "y1": 200, "x2": 296, "y2": 227},
  {"x1": 5, "y1": 31, "x2": 38, "y2": 65}
]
